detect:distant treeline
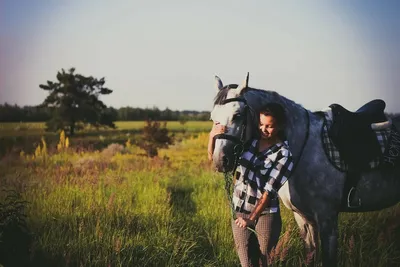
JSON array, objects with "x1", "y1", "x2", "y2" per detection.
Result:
[
  {"x1": 1, "y1": 103, "x2": 399, "y2": 123},
  {"x1": 0, "y1": 103, "x2": 211, "y2": 122}
]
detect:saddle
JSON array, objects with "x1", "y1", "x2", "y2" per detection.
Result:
[{"x1": 328, "y1": 99, "x2": 388, "y2": 171}]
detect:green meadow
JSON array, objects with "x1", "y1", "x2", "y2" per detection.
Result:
[
  {"x1": 0, "y1": 121, "x2": 213, "y2": 157},
  {"x1": 1, "y1": 122, "x2": 400, "y2": 266},
  {"x1": 0, "y1": 121, "x2": 212, "y2": 133}
]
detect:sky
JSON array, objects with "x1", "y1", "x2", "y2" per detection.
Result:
[{"x1": 1, "y1": 0, "x2": 400, "y2": 112}]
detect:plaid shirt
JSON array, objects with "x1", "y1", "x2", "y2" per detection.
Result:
[{"x1": 232, "y1": 139, "x2": 294, "y2": 214}]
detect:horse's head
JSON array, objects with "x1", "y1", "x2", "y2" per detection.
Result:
[{"x1": 210, "y1": 73, "x2": 257, "y2": 173}]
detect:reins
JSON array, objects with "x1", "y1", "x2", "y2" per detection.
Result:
[
  {"x1": 291, "y1": 108, "x2": 310, "y2": 173},
  {"x1": 212, "y1": 96, "x2": 250, "y2": 220}
]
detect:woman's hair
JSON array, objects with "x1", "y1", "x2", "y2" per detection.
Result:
[{"x1": 259, "y1": 103, "x2": 287, "y2": 140}]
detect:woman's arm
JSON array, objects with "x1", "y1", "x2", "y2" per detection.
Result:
[
  {"x1": 235, "y1": 148, "x2": 293, "y2": 228},
  {"x1": 207, "y1": 123, "x2": 226, "y2": 161},
  {"x1": 235, "y1": 191, "x2": 269, "y2": 228},
  {"x1": 207, "y1": 130, "x2": 215, "y2": 161}
]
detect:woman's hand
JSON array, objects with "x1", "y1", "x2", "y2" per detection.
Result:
[
  {"x1": 207, "y1": 123, "x2": 226, "y2": 161},
  {"x1": 235, "y1": 217, "x2": 255, "y2": 228},
  {"x1": 210, "y1": 123, "x2": 226, "y2": 137}
]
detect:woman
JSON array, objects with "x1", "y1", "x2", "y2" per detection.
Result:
[{"x1": 208, "y1": 103, "x2": 294, "y2": 267}]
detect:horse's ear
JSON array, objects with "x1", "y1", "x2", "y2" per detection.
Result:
[
  {"x1": 237, "y1": 72, "x2": 249, "y2": 95},
  {"x1": 215, "y1": 75, "x2": 224, "y2": 91}
]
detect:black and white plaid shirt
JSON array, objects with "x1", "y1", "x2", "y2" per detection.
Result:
[{"x1": 232, "y1": 139, "x2": 294, "y2": 214}]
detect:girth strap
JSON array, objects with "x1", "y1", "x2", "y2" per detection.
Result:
[{"x1": 342, "y1": 170, "x2": 362, "y2": 209}]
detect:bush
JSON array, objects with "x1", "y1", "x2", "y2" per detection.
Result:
[
  {"x1": 101, "y1": 143, "x2": 127, "y2": 158},
  {"x1": 73, "y1": 156, "x2": 97, "y2": 173},
  {"x1": 139, "y1": 120, "x2": 174, "y2": 157}
]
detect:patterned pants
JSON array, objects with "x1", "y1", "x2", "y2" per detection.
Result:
[{"x1": 231, "y1": 212, "x2": 282, "y2": 267}]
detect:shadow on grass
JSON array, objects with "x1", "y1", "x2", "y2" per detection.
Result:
[
  {"x1": 167, "y1": 186, "x2": 197, "y2": 215},
  {"x1": 24, "y1": 212, "x2": 222, "y2": 266},
  {"x1": 1, "y1": 184, "x2": 226, "y2": 266}
]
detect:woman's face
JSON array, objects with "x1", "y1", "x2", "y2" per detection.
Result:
[{"x1": 259, "y1": 114, "x2": 279, "y2": 140}]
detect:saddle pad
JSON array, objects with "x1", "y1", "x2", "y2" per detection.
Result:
[
  {"x1": 382, "y1": 119, "x2": 400, "y2": 168},
  {"x1": 321, "y1": 111, "x2": 391, "y2": 172}
]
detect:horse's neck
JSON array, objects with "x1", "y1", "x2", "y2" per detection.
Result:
[
  {"x1": 285, "y1": 104, "x2": 310, "y2": 160},
  {"x1": 245, "y1": 89, "x2": 311, "y2": 160}
]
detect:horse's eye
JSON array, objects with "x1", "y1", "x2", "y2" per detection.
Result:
[{"x1": 232, "y1": 114, "x2": 242, "y2": 121}]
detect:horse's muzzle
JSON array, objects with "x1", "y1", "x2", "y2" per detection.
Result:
[{"x1": 213, "y1": 153, "x2": 235, "y2": 173}]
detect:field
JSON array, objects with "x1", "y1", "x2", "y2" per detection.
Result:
[
  {"x1": 0, "y1": 121, "x2": 213, "y2": 134},
  {"x1": 1, "y1": 122, "x2": 400, "y2": 266},
  {"x1": 0, "y1": 121, "x2": 212, "y2": 157}
]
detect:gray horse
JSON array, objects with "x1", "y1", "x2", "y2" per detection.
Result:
[{"x1": 209, "y1": 73, "x2": 400, "y2": 266}]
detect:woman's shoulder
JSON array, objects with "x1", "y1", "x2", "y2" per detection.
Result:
[{"x1": 278, "y1": 141, "x2": 292, "y2": 156}]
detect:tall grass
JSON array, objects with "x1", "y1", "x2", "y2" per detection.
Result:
[
  {"x1": 0, "y1": 133, "x2": 399, "y2": 266},
  {"x1": 0, "y1": 121, "x2": 212, "y2": 157},
  {"x1": 0, "y1": 121, "x2": 212, "y2": 136}
]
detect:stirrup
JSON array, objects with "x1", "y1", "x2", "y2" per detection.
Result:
[{"x1": 347, "y1": 187, "x2": 361, "y2": 208}]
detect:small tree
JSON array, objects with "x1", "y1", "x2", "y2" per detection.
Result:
[
  {"x1": 39, "y1": 68, "x2": 115, "y2": 135},
  {"x1": 139, "y1": 120, "x2": 173, "y2": 157}
]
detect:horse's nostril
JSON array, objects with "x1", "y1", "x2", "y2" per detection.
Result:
[{"x1": 222, "y1": 156, "x2": 229, "y2": 166}]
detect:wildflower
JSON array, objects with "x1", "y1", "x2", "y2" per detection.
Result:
[
  {"x1": 348, "y1": 235, "x2": 355, "y2": 254},
  {"x1": 268, "y1": 247, "x2": 276, "y2": 265},
  {"x1": 279, "y1": 228, "x2": 291, "y2": 262},
  {"x1": 305, "y1": 250, "x2": 315, "y2": 265},
  {"x1": 114, "y1": 237, "x2": 122, "y2": 254},
  {"x1": 58, "y1": 130, "x2": 66, "y2": 151},
  {"x1": 107, "y1": 192, "x2": 116, "y2": 211},
  {"x1": 126, "y1": 138, "x2": 132, "y2": 148}
]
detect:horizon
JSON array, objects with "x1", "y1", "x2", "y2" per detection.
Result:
[{"x1": 1, "y1": 1, "x2": 400, "y2": 113}]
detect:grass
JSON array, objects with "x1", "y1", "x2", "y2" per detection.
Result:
[
  {"x1": 0, "y1": 121, "x2": 212, "y2": 136},
  {"x1": 0, "y1": 130, "x2": 400, "y2": 266},
  {"x1": 0, "y1": 121, "x2": 213, "y2": 157}
]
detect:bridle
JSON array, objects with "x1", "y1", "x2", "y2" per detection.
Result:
[
  {"x1": 212, "y1": 97, "x2": 251, "y2": 176},
  {"x1": 212, "y1": 95, "x2": 311, "y2": 176},
  {"x1": 211, "y1": 96, "x2": 252, "y2": 221}
]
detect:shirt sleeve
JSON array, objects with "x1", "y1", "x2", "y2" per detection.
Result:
[{"x1": 263, "y1": 148, "x2": 294, "y2": 196}]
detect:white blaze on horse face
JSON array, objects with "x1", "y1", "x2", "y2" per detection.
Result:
[
  {"x1": 210, "y1": 102, "x2": 242, "y2": 130},
  {"x1": 211, "y1": 104, "x2": 234, "y2": 126},
  {"x1": 211, "y1": 90, "x2": 243, "y2": 126},
  {"x1": 210, "y1": 99, "x2": 244, "y2": 168}
]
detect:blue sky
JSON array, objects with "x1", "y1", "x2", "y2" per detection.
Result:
[{"x1": 1, "y1": 0, "x2": 400, "y2": 112}]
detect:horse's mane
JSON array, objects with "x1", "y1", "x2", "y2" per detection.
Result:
[
  {"x1": 214, "y1": 85, "x2": 310, "y2": 115},
  {"x1": 213, "y1": 84, "x2": 238, "y2": 105}
]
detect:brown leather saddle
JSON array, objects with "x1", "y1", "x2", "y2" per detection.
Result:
[{"x1": 328, "y1": 99, "x2": 387, "y2": 171}]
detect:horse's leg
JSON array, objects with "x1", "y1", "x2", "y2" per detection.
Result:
[
  {"x1": 293, "y1": 212, "x2": 318, "y2": 266},
  {"x1": 318, "y1": 213, "x2": 339, "y2": 267}
]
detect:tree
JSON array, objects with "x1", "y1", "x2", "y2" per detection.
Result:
[{"x1": 39, "y1": 68, "x2": 115, "y2": 135}]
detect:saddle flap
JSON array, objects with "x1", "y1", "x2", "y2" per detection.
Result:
[{"x1": 328, "y1": 100, "x2": 389, "y2": 170}]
